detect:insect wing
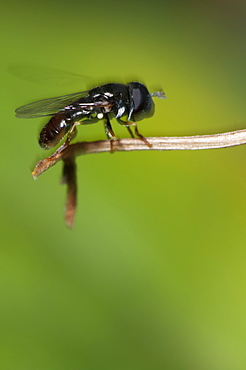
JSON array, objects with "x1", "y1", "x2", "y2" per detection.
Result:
[{"x1": 15, "y1": 90, "x2": 91, "y2": 118}]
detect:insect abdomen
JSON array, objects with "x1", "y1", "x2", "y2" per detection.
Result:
[{"x1": 39, "y1": 113, "x2": 72, "y2": 149}]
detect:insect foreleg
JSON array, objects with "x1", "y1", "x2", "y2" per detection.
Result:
[
  {"x1": 134, "y1": 124, "x2": 152, "y2": 148},
  {"x1": 117, "y1": 119, "x2": 151, "y2": 147}
]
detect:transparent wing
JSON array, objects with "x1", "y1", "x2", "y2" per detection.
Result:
[
  {"x1": 15, "y1": 90, "x2": 91, "y2": 118},
  {"x1": 9, "y1": 65, "x2": 92, "y2": 86}
]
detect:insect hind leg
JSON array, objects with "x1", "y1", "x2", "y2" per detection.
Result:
[{"x1": 48, "y1": 122, "x2": 79, "y2": 159}]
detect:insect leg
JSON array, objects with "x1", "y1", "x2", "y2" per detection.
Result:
[
  {"x1": 47, "y1": 122, "x2": 79, "y2": 159},
  {"x1": 104, "y1": 115, "x2": 117, "y2": 153},
  {"x1": 65, "y1": 122, "x2": 78, "y2": 146},
  {"x1": 126, "y1": 126, "x2": 134, "y2": 138},
  {"x1": 134, "y1": 124, "x2": 152, "y2": 147},
  {"x1": 117, "y1": 119, "x2": 152, "y2": 147}
]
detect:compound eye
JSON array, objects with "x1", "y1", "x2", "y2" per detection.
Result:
[
  {"x1": 132, "y1": 87, "x2": 144, "y2": 113},
  {"x1": 128, "y1": 82, "x2": 155, "y2": 121}
]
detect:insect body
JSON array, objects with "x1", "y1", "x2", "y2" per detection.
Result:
[{"x1": 16, "y1": 82, "x2": 165, "y2": 151}]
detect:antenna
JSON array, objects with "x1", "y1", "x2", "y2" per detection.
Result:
[{"x1": 151, "y1": 91, "x2": 166, "y2": 99}]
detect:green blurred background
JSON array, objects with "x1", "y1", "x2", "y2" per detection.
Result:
[{"x1": 1, "y1": 0, "x2": 246, "y2": 369}]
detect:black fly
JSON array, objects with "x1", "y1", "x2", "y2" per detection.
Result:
[{"x1": 15, "y1": 82, "x2": 165, "y2": 152}]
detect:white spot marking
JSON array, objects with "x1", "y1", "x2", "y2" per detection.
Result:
[
  {"x1": 97, "y1": 113, "x2": 104, "y2": 119},
  {"x1": 104, "y1": 92, "x2": 114, "y2": 97},
  {"x1": 116, "y1": 106, "x2": 125, "y2": 118}
]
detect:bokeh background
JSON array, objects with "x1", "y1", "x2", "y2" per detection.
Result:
[{"x1": 1, "y1": 0, "x2": 246, "y2": 369}]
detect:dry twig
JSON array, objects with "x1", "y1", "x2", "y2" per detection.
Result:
[{"x1": 32, "y1": 129, "x2": 246, "y2": 227}]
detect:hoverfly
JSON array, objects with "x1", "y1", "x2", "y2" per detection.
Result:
[{"x1": 15, "y1": 82, "x2": 165, "y2": 152}]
